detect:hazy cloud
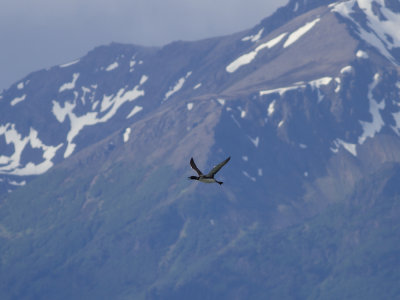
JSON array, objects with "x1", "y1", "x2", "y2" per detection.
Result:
[{"x1": 0, "y1": 0, "x2": 287, "y2": 90}]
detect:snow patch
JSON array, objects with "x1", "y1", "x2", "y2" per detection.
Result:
[
  {"x1": 268, "y1": 100, "x2": 276, "y2": 116},
  {"x1": 193, "y1": 83, "x2": 202, "y2": 90},
  {"x1": 392, "y1": 111, "x2": 400, "y2": 134},
  {"x1": 340, "y1": 66, "x2": 353, "y2": 74},
  {"x1": 100, "y1": 94, "x2": 114, "y2": 112},
  {"x1": 127, "y1": 105, "x2": 143, "y2": 118},
  {"x1": 52, "y1": 100, "x2": 76, "y2": 123},
  {"x1": 100, "y1": 86, "x2": 144, "y2": 121},
  {"x1": 309, "y1": 77, "x2": 332, "y2": 89},
  {"x1": 261, "y1": 76, "x2": 333, "y2": 99},
  {"x1": 217, "y1": 98, "x2": 225, "y2": 105},
  {"x1": 258, "y1": 168, "x2": 263, "y2": 176},
  {"x1": 187, "y1": 103, "x2": 194, "y2": 111},
  {"x1": 242, "y1": 156, "x2": 248, "y2": 162},
  {"x1": 105, "y1": 62, "x2": 119, "y2": 71},
  {"x1": 249, "y1": 136, "x2": 259, "y2": 147},
  {"x1": 165, "y1": 78, "x2": 185, "y2": 100},
  {"x1": 260, "y1": 85, "x2": 301, "y2": 96},
  {"x1": 226, "y1": 32, "x2": 288, "y2": 73},
  {"x1": 164, "y1": 72, "x2": 191, "y2": 100},
  {"x1": 17, "y1": 82, "x2": 24, "y2": 90},
  {"x1": 129, "y1": 60, "x2": 136, "y2": 72},
  {"x1": 59, "y1": 73, "x2": 79, "y2": 92},
  {"x1": 356, "y1": 50, "x2": 369, "y2": 59},
  {"x1": 10, "y1": 94, "x2": 26, "y2": 106},
  {"x1": 123, "y1": 128, "x2": 131, "y2": 143},
  {"x1": 242, "y1": 28, "x2": 264, "y2": 42},
  {"x1": 283, "y1": 18, "x2": 320, "y2": 48},
  {"x1": 140, "y1": 75, "x2": 148, "y2": 85},
  {"x1": 80, "y1": 87, "x2": 91, "y2": 105},
  {"x1": 92, "y1": 101, "x2": 99, "y2": 110},
  {"x1": 60, "y1": 59, "x2": 80, "y2": 68},
  {"x1": 358, "y1": 73, "x2": 385, "y2": 144},
  {"x1": 0, "y1": 124, "x2": 63, "y2": 175},
  {"x1": 8, "y1": 179, "x2": 26, "y2": 186},
  {"x1": 334, "y1": 139, "x2": 357, "y2": 156},
  {"x1": 53, "y1": 84, "x2": 145, "y2": 158},
  {"x1": 63, "y1": 111, "x2": 98, "y2": 158},
  {"x1": 309, "y1": 77, "x2": 332, "y2": 102},
  {"x1": 334, "y1": 78, "x2": 341, "y2": 93}
]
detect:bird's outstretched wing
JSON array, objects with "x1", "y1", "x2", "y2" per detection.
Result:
[
  {"x1": 207, "y1": 157, "x2": 230, "y2": 177},
  {"x1": 190, "y1": 157, "x2": 203, "y2": 176}
]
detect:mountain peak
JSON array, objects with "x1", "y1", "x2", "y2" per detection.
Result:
[{"x1": 2, "y1": 0, "x2": 399, "y2": 188}]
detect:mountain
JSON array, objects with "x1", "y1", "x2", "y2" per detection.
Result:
[{"x1": 1, "y1": 0, "x2": 400, "y2": 298}]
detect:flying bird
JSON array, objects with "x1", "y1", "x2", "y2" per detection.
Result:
[{"x1": 188, "y1": 156, "x2": 231, "y2": 185}]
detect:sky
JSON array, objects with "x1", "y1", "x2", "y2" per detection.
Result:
[{"x1": 0, "y1": 0, "x2": 288, "y2": 91}]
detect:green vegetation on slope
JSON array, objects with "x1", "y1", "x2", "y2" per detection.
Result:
[{"x1": 1, "y1": 159, "x2": 400, "y2": 299}]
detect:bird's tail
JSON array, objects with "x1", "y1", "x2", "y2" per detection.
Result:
[{"x1": 217, "y1": 181, "x2": 223, "y2": 185}]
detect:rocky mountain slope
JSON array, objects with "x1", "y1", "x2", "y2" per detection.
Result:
[{"x1": 1, "y1": 0, "x2": 400, "y2": 299}]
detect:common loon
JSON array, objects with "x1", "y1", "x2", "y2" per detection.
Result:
[{"x1": 188, "y1": 156, "x2": 230, "y2": 185}]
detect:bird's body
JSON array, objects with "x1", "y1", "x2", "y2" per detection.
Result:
[
  {"x1": 188, "y1": 157, "x2": 230, "y2": 185},
  {"x1": 198, "y1": 178, "x2": 218, "y2": 184}
]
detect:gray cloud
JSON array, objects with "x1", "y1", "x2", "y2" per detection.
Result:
[{"x1": 0, "y1": 0, "x2": 287, "y2": 90}]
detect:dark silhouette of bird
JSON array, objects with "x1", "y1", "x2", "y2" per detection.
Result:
[{"x1": 188, "y1": 157, "x2": 230, "y2": 185}]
